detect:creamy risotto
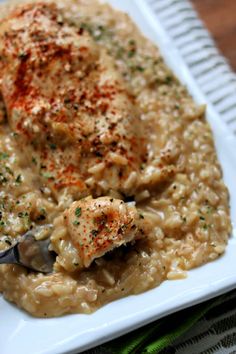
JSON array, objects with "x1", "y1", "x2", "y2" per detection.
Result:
[{"x1": 0, "y1": 0, "x2": 231, "y2": 317}]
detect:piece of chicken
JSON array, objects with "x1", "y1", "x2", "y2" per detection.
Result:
[
  {"x1": 51, "y1": 196, "x2": 151, "y2": 270},
  {"x1": 0, "y1": 2, "x2": 147, "y2": 200}
]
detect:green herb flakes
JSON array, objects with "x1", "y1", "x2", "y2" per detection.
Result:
[
  {"x1": 91, "y1": 229, "x2": 99, "y2": 238},
  {"x1": 15, "y1": 174, "x2": 22, "y2": 184},
  {"x1": 49, "y1": 143, "x2": 57, "y2": 150},
  {"x1": 75, "y1": 207, "x2": 82, "y2": 217},
  {"x1": 0, "y1": 152, "x2": 9, "y2": 160},
  {"x1": 41, "y1": 172, "x2": 54, "y2": 179}
]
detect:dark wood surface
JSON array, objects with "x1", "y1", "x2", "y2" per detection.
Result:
[{"x1": 191, "y1": 0, "x2": 236, "y2": 71}]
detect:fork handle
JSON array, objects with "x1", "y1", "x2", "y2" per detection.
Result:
[{"x1": 0, "y1": 245, "x2": 19, "y2": 265}]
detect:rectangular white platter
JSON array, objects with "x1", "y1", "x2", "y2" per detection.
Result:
[{"x1": 0, "y1": 1, "x2": 236, "y2": 353}]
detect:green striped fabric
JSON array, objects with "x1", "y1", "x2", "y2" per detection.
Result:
[{"x1": 84, "y1": 290, "x2": 236, "y2": 354}]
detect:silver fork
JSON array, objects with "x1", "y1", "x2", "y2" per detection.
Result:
[{"x1": 0, "y1": 225, "x2": 55, "y2": 273}]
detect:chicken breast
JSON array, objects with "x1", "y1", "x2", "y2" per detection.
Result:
[
  {"x1": 51, "y1": 196, "x2": 151, "y2": 270},
  {"x1": 0, "y1": 2, "x2": 147, "y2": 200}
]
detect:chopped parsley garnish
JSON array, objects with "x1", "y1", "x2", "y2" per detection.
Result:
[
  {"x1": 15, "y1": 174, "x2": 22, "y2": 184},
  {"x1": 75, "y1": 207, "x2": 82, "y2": 217},
  {"x1": 64, "y1": 98, "x2": 71, "y2": 104},
  {"x1": 49, "y1": 143, "x2": 57, "y2": 150},
  {"x1": 5, "y1": 166, "x2": 13, "y2": 176},
  {"x1": 73, "y1": 220, "x2": 80, "y2": 226},
  {"x1": 135, "y1": 65, "x2": 145, "y2": 72},
  {"x1": 0, "y1": 174, "x2": 8, "y2": 184},
  {"x1": 140, "y1": 163, "x2": 145, "y2": 170},
  {"x1": 11, "y1": 132, "x2": 19, "y2": 138},
  {"x1": 91, "y1": 229, "x2": 99, "y2": 238},
  {"x1": 18, "y1": 211, "x2": 29, "y2": 218},
  {"x1": 41, "y1": 172, "x2": 54, "y2": 179},
  {"x1": 80, "y1": 22, "x2": 93, "y2": 35},
  {"x1": 32, "y1": 157, "x2": 37, "y2": 165},
  {"x1": 0, "y1": 152, "x2": 9, "y2": 160},
  {"x1": 36, "y1": 208, "x2": 47, "y2": 221},
  {"x1": 128, "y1": 50, "x2": 136, "y2": 58},
  {"x1": 94, "y1": 25, "x2": 106, "y2": 40},
  {"x1": 165, "y1": 76, "x2": 173, "y2": 85},
  {"x1": 128, "y1": 39, "x2": 136, "y2": 46}
]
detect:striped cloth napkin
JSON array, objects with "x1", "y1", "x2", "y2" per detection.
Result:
[{"x1": 84, "y1": 289, "x2": 236, "y2": 353}]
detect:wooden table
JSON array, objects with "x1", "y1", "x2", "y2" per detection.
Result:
[{"x1": 191, "y1": 0, "x2": 236, "y2": 71}]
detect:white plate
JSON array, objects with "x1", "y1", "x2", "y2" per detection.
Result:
[{"x1": 0, "y1": 1, "x2": 236, "y2": 354}]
